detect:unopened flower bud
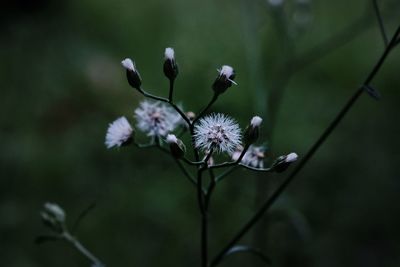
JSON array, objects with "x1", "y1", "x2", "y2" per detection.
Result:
[
  {"x1": 273, "y1": 152, "x2": 298, "y2": 172},
  {"x1": 212, "y1": 65, "x2": 237, "y2": 95},
  {"x1": 163, "y1": 47, "x2": 178, "y2": 80},
  {"x1": 244, "y1": 116, "x2": 263, "y2": 145},
  {"x1": 40, "y1": 202, "x2": 66, "y2": 233},
  {"x1": 186, "y1": 111, "x2": 196, "y2": 122},
  {"x1": 166, "y1": 134, "x2": 186, "y2": 159},
  {"x1": 44, "y1": 202, "x2": 66, "y2": 223},
  {"x1": 121, "y1": 58, "x2": 142, "y2": 90}
]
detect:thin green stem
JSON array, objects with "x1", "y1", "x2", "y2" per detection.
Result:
[
  {"x1": 182, "y1": 157, "x2": 203, "y2": 166},
  {"x1": 139, "y1": 87, "x2": 191, "y2": 127},
  {"x1": 215, "y1": 166, "x2": 239, "y2": 182},
  {"x1": 205, "y1": 169, "x2": 216, "y2": 209},
  {"x1": 175, "y1": 159, "x2": 198, "y2": 187},
  {"x1": 192, "y1": 93, "x2": 219, "y2": 126},
  {"x1": 168, "y1": 79, "x2": 175, "y2": 102},
  {"x1": 209, "y1": 144, "x2": 250, "y2": 170},
  {"x1": 237, "y1": 164, "x2": 273, "y2": 172},
  {"x1": 63, "y1": 232, "x2": 104, "y2": 267},
  {"x1": 372, "y1": 0, "x2": 389, "y2": 47}
]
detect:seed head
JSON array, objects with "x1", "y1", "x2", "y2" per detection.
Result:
[
  {"x1": 194, "y1": 113, "x2": 241, "y2": 154},
  {"x1": 134, "y1": 100, "x2": 181, "y2": 137},
  {"x1": 231, "y1": 145, "x2": 266, "y2": 168}
]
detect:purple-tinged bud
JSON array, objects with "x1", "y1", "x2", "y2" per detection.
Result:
[
  {"x1": 273, "y1": 152, "x2": 298, "y2": 172},
  {"x1": 212, "y1": 65, "x2": 237, "y2": 95},
  {"x1": 121, "y1": 58, "x2": 142, "y2": 90},
  {"x1": 166, "y1": 134, "x2": 186, "y2": 159},
  {"x1": 163, "y1": 47, "x2": 179, "y2": 80},
  {"x1": 244, "y1": 116, "x2": 263, "y2": 145}
]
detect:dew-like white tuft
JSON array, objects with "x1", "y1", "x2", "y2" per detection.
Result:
[
  {"x1": 121, "y1": 58, "x2": 135, "y2": 71},
  {"x1": 250, "y1": 116, "x2": 263, "y2": 127},
  {"x1": 219, "y1": 65, "x2": 234, "y2": 78},
  {"x1": 134, "y1": 100, "x2": 182, "y2": 137},
  {"x1": 285, "y1": 152, "x2": 298, "y2": 163},
  {"x1": 105, "y1": 117, "x2": 133, "y2": 149},
  {"x1": 166, "y1": 134, "x2": 178, "y2": 144},
  {"x1": 164, "y1": 47, "x2": 175, "y2": 60},
  {"x1": 194, "y1": 113, "x2": 242, "y2": 154},
  {"x1": 231, "y1": 145, "x2": 266, "y2": 168}
]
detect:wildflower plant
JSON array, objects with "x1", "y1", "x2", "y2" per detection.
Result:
[
  {"x1": 103, "y1": 47, "x2": 299, "y2": 267},
  {"x1": 36, "y1": 2, "x2": 400, "y2": 264}
]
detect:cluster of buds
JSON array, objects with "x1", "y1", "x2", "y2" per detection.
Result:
[{"x1": 106, "y1": 47, "x2": 298, "y2": 173}]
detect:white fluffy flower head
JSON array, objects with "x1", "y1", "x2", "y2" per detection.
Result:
[
  {"x1": 232, "y1": 145, "x2": 266, "y2": 168},
  {"x1": 135, "y1": 100, "x2": 181, "y2": 137},
  {"x1": 164, "y1": 47, "x2": 175, "y2": 60},
  {"x1": 121, "y1": 58, "x2": 135, "y2": 71},
  {"x1": 251, "y1": 116, "x2": 263, "y2": 127},
  {"x1": 194, "y1": 113, "x2": 242, "y2": 154},
  {"x1": 105, "y1": 117, "x2": 133, "y2": 149},
  {"x1": 285, "y1": 152, "x2": 298, "y2": 162}
]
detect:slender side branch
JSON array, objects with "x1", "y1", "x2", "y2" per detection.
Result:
[
  {"x1": 210, "y1": 25, "x2": 400, "y2": 267},
  {"x1": 208, "y1": 144, "x2": 250, "y2": 170},
  {"x1": 168, "y1": 79, "x2": 175, "y2": 102},
  {"x1": 372, "y1": 0, "x2": 389, "y2": 46},
  {"x1": 175, "y1": 159, "x2": 199, "y2": 188},
  {"x1": 205, "y1": 169, "x2": 216, "y2": 209},
  {"x1": 139, "y1": 87, "x2": 192, "y2": 127},
  {"x1": 192, "y1": 93, "x2": 219, "y2": 126},
  {"x1": 63, "y1": 232, "x2": 105, "y2": 267},
  {"x1": 237, "y1": 164, "x2": 273, "y2": 172}
]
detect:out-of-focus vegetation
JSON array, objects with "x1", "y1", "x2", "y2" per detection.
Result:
[{"x1": 1, "y1": 0, "x2": 400, "y2": 266}]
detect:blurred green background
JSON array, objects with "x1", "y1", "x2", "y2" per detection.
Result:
[{"x1": 1, "y1": 0, "x2": 400, "y2": 266}]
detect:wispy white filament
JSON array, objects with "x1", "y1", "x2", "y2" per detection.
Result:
[
  {"x1": 166, "y1": 134, "x2": 178, "y2": 144},
  {"x1": 250, "y1": 116, "x2": 263, "y2": 127},
  {"x1": 194, "y1": 113, "x2": 242, "y2": 154},
  {"x1": 285, "y1": 152, "x2": 298, "y2": 162},
  {"x1": 219, "y1": 65, "x2": 234, "y2": 77},
  {"x1": 121, "y1": 58, "x2": 135, "y2": 71},
  {"x1": 134, "y1": 100, "x2": 181, "y2": 137},
  {"x1": 164, "y1": 47, "x2": 175, "y2": 60},
  {"x1": 105, "y1": 117, "x2": 133, "y2": 148},
  {"x1": 217, "y1": 65, "x2": 237, "y2": 85}
]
